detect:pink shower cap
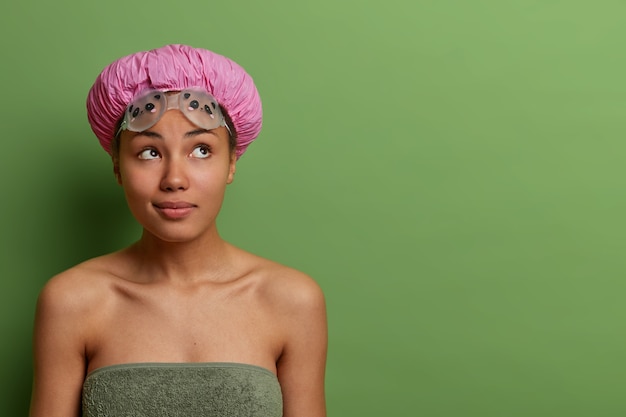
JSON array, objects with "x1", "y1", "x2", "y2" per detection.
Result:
[{"x1": 86, "y1": 44, "x2": 262, "y2": 159}]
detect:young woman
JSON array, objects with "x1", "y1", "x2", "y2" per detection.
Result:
[{"x1": 29, "y1": 44, "x2": 327, "y2": 417}]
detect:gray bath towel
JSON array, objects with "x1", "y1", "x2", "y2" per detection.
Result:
[{"x1": 82, "y1": 362, "x2": 282, "y2": 417}]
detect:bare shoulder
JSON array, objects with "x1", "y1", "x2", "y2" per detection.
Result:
[
  {"x1": 236, "y1": 249, "x2": 328, "y2": 357},
  {"x1": 31, "y1": 253, "x2": 130, "y2": 417},
  {"x1": 36, "y1": 252, "x2": 125, "y2": 318},
  {"x1": 235, "y1": 248, "x2": 326, "y2": 318},
  {"x1": 233, "y1": 250, "x2": 328, "y2": 416}
]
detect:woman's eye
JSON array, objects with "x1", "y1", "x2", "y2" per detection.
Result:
[
  {"x1": 138, "y1": 148, "x2": 160, "y2": 160},
  {"x1": 190, "y1": 145, "x2": 211, "y2": 159}
]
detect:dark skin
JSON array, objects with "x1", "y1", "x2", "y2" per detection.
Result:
[{"x1": 30, "y1": 109, "x2": 328, "y2": 417}]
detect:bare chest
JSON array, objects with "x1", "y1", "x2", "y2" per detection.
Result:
[{"x1": 85, "y1": 284, "x2": 283, "y2": 373}]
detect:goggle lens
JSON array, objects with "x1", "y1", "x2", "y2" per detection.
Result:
[{"x1": 118, "y1": 89, "x2": 227, "y2": 135}]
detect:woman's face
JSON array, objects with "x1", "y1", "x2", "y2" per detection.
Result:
[{"x1": 115, "y1": 109, "x2": 236, "y2": 243}]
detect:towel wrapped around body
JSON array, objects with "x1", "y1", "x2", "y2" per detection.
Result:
[{"x1": 82, "y1": 362, "x2": 282, "y2": 417}]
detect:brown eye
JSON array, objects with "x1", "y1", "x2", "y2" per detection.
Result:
[
  {"x1": 190, "y1": 145, "x2": 211, "y2": 159},
  {"x1": 138, "y1": 149, "x2": 160, "y2": 160}
]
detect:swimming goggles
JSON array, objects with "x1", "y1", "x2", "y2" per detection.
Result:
[{"x1": 116, "y1": 88, "x2": 230, "y2": 136}]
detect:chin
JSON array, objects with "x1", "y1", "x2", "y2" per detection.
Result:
[{"x1": 141, "y1": 223, "x2": 215, "y2": 244}]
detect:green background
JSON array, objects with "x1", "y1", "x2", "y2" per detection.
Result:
[{"x1": 2, "y1": 1, "x2": 625, "y2": 415}]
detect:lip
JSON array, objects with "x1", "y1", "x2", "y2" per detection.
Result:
[{"x1": 153, "y1": 201, "x2": 196, "y2": 219}]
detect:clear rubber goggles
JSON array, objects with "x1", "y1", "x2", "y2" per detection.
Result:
[{"x1": 117, "y1": 88, "x2": 229, "y2": 136}]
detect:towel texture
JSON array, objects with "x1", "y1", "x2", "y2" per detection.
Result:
[{"x1": 82, "y1": 362, "x2": 282, "y2": 417}]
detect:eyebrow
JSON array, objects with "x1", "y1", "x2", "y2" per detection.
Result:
[{"x1": 130, "y1": 128, "x2": 217, "y2": 141}]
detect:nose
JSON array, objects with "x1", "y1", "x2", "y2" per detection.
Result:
[{"x1": 160, "y1": 156, "x2": 189, "y2": 191}]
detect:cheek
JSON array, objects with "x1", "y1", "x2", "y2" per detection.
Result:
[
  {"x1": 191, "y1": 174, "x2": 228, "y2": 195},
  {"x1": 119, "y1": 169, "x2": 154, "y2": 199}
]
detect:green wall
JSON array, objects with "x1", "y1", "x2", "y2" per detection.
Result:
[{"x1": 2, "y1": 1, "x2": 626, "y2": 415}]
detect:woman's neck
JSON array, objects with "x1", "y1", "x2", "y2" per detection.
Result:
[{"x1": 127, "y1": 229, "x2": 237, "y2": 285}]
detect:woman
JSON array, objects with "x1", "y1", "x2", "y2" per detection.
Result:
[{"x1": 29, "y1": 44, "x2": 327, "y2": 417}]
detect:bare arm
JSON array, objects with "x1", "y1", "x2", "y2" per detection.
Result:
[
  {"x1": 30, "y1": 274, "x2": 89, "y2": 417},
  {"x1": 277, "y1": 275, "x2": 328, "y2": 417}
]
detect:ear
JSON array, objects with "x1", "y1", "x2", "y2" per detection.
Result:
[
  {"x1": 113, "y1": 158, "x2": 122, "y2": 185},
  {"x1": 226, "y1": 152, "x2": 237, "y2": 184}
]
